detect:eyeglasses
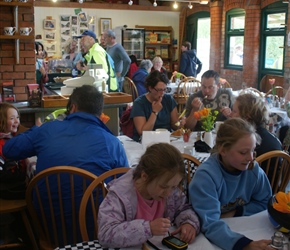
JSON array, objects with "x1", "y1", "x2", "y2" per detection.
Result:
[{"x1": 154, "y1": 87, "x2": 167, "y2": 93}]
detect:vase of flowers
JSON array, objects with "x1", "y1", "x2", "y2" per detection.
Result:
[{"x1": 193, "y1": 108, "x2": 218, "y2": 147}]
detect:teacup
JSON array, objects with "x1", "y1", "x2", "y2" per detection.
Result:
[
  {"x1": 20, "y1": 27, "x2": 32, "y2": 36},
  {"x1": 4, "y1": 27, "x2": 16, "y2": 36}
]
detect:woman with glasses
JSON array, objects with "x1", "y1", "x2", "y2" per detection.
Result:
[
  {"x1": 132, "y1": 59, "x2": 153, "y2": 96},
  {"x1": 130, "y1": 70, "x2": 184, "y2": 142}
]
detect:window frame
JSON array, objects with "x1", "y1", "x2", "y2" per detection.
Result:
[
  {"x1": 224, "y1": 8, "x2": 245, "y2": 70},
  {"x1": 259, "y1": 2, "x2": 287, "y2": 82}
]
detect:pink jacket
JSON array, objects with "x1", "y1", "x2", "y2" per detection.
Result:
[{"x1": 98, "y1": 168, "x2": 200, "y2": 248}]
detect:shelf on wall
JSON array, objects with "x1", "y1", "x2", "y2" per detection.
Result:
[{"x1": 0, "y1": 35, "x2": 34, "y2": 39}]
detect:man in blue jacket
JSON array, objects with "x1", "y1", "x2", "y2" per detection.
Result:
[
  {"x1": 179, "y1": 41, "x2": 202, "y2": 77},
  {"x1": 3, "y1": 85, "x2": 129, "y2": 245}
]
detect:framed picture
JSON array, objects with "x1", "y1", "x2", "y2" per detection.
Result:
[
  {"x1": 44, "y1": 42, "x2": 56, "y2": 53},
  {"x1": 43, "y1": 19, "x2": 56, "y2": 30},
  {"x1": 44, "y1": 31, "x2": 56, "y2": 40},
  {"x1": 100, "y1": 18, "x2": 112, "y2": 34}
]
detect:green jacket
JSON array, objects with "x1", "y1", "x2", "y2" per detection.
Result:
[{"x1": 84, "y1": 43, "x2": 118, "y2": 91}]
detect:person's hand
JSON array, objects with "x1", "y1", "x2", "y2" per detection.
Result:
[
  {"x1": 220, "y1": 106, "x2": 231, "y2": 118},
  {"x1": 35, "y1": 117, "x2": 42, "y2": 127},
  {"x1": 191, "y1": 97, "x2": 203, "y2": 112},
  {"x1": 179, "y1": 116, "x2": 186, "y2": 127},
  {"x1": 170, "y1": 223, "x2": 196, "y2": 243},
  {"x1": 243, "y1": 240, "x2": 274, "y2": 250},
  {"x1": 149, "y1": 217, "x2": 171, "y2": 236},
  {"x1": 39, "y1": 66, "x2": 46, "y2": 77},
  {"x1": 152, "y1": 96, "x2": 163, "y2": 113},
  {"x1": 116, "y1": 72, "x2": 121, "y2": 78},
  {"x1": 76, "y1": 60, "x2": 87, "y2": 71}
]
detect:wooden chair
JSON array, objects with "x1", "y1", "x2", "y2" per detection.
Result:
[
  {"x1": 79, "y1": 167, "x2": 130, "y2": 241},
  {"x1": 219, "y1": 78, "x2": 231, "y2": 88},
  {"x1": 174, "y1": 77, "x2": 201, "y2": 113},
  {"x1": 124, "y1": 77, "x2": 138, "y2": 101},
  {"x1": 170, "y1": 73, "x2": 186, "y2": 83},
  {"x1": 256, "y1": 150, "x2": 290, "y2": 194},
  {"x1": 265, "y1": 86, "x2": 284, "y2": 100},
  {"x1": 0, "y1": 199, "x2": 39, "y2": 250},
  {"x1": 180, "y1": 153, "x2": 201, "y2": 197},
  {"x1": 259, "y1": 74, "x2": 285, "y2": 94},
  {"x1": 25, "y1": 166, "x2": 97, "y2": 249},
  {"x1": 239, "y1": 87, "x2": 264, "y2": 98}
]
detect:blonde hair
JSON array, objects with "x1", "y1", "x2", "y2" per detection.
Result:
[
  {"x1": 152, "y1": 56, "x2": 163, "y2": 64},
  {"x1": 235, "y1": 93, "x2": 269, "y2": 128},
  {"x1": 214, "y1": 118, "x2": 260, "y2": 170},
  {"x1": 63, "y1": 38, "x2": 77, "y2": 54}
]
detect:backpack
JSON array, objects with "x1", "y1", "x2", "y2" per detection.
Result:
[{"x1": 120, "y1": 106, "x2": 134, "y2": 139}]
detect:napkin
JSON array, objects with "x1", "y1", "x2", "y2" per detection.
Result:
[{"x1": 142, "y1": 131, "x2": 170, "y2": 149}]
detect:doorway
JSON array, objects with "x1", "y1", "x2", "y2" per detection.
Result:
[{"x1": 186, "y1": 11, "x2": 210, "y2": 80}]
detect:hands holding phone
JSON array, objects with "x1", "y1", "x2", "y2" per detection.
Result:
[{"x1": 170, "y1": 223, "x2": 197, "y2": 243}]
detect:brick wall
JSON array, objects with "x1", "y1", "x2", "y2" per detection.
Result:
[
  {"x1": 0, "y1": 4, "x2": 35, "y2": 102},
  {"x1": 184, "y1": 0, "x2": 289, "y2": 91}
]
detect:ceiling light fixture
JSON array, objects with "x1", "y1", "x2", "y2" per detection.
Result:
[
  {"x1": 188, "y1": 2, "x2": 192, "y2": 9},
  {"x1": 128, "y1": 0, "x2": 133, "y2": 5},
  {"x1": 173, "y1": 1, "x2": 178, "y2": 8},
  {"x1": 200, "y1": 0, "x2": 208, "y2": 4},
  {"x1": 52, "y1": 0, "x2": 57, "y2": 2},
  {"x1": 153, "y1": 0, "x2": 157, "y2": 7},
  {"x1": 78, "y1": 0, "x2": 83, "y2": 3}
]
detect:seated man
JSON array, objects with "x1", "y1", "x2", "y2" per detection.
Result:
[
  {"x1": 185, "y1": 70, "x2": 232, "y2": 131},
  {"x1": 3, "y1": 85, "x2": 129, "y2": 244}
]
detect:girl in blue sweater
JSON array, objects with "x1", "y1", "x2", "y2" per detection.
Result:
[{"x1": 189, "y1": 118, "x2": 273, "y2": 250}]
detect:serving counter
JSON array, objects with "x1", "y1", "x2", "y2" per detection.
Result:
[{"x1": 15, "y1": 92, "x2": 132, "y2": 136}]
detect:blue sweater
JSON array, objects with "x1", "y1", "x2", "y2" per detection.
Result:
[{"x1": 189, "y1": 153, "x2": 272, "y2": 250}]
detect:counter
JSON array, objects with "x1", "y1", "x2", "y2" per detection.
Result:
[{"x1": 15, "y1": 100, "x2": 128, "y2": 136}]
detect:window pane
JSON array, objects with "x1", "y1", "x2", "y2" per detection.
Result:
[
  {"x1": 230, "y1": 16, "x2": 245, "y2": 30},
  {"x1": 267, "y1": 13, "x2": 286, "y2": 29},
  {"x1": 229, "y1": 36, "x2": 244, "y2": 65},
  {"x1": 264, "y1": 36, "x2": 284, "y2": 70}
]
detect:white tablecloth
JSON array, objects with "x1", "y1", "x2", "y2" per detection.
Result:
[
  {"x1": 118, "y1": 133, "x2": 210, "y2": 167},
  {"x1": 55, "y1": 211, "x2": 278, "y2": 250}
]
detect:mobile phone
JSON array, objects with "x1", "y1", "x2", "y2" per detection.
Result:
[{"x1": 162, "y1": 235, "x2": 188, "y2": 250}]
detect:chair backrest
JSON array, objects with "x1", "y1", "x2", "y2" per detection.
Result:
[
  {"x1": 79, "y1": 167, "x2": 130, "y2": 242},
  {"x1": 259, "y1": 74, "x2": 285, "y2": 93},
  {"x1": 265, "y1": 86, "x2": 285, "y2": 99},
  {"x1": 239, "y1": 87, "x2": 264, "y2": 98},
  {"x1": 219, "y1": 78, "x2": 231, "y2": 88},
  {"x1": 180, "y1": 153, "x2": 201, "y2": 197},
  {"x1": 174, "y1": 77, "x2": 201, "y2": 113},
  {"x1": 124, "y1": 77, "x2": 138, "y2": 101},
  {"x1": 170, "y1": 73, "x2": 186, "y2": 83},
  {"x1": 25, "y1": 166, "x2": 97, "y2": 249},
  {"x1": 256, "y1": 150, "x2": 290, "y2": 193}
]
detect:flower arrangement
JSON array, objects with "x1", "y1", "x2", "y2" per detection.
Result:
[
  {"x1": 269, "y1": 78, "x2": 276, "y2": 96},
  {"x1": 100, "y1": 113, "x2": 110, "y2": 124},
  {"x1": 273, "y1": 191, "x2": 290, "y2": 213},
  {"x1": 193, "y1": 108, "x2": 219, "y2": 132}
]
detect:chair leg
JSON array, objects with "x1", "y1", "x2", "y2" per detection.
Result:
[{"x1": 21, "y1": 210, "x2": 39, "y2": 250}]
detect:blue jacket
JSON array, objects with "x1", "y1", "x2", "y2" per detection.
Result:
[
  {"x1": 3, "y1": 112, "x2": 129, "y2": 246},
  {"x1": 3, "y1": 112, "x2": 128, "y2": 175},
  {"x1": 189, "y1": 153, "x2": 272, "y2": 250},
  {"x1": 132, "y1": 68, "x2": 149, "y2": 96},
  {"x1": 179, "y1": 49, "x2": 202, "y2": 77}
]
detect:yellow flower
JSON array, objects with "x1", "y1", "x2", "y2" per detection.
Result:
[
  {"x1": 193, "y1": 107, "x2": 218, "y2": 132},
  {"x1": 273, "y1": 191, "x2": 290, "y2": 213}
]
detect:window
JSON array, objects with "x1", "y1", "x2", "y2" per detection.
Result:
[
  {"x1": 259, "y1": 3, "x2": 287, "y2": 78},
  {"x1": 225, "y1": 9, "x2": 245, "y2": 69}
]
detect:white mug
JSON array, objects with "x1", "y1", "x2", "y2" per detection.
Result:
[
  {"x1": 4, "y1": 27, "x2": 16, "y2": 36},
  {"x1": 20, "y1": 27, "x2": 32, "y2": 36},
  {"x1": 184, "y1": 145, "x2": 196, "y2": 156},
  {"x1": 215, "y1": 121, "x2": 224, "y2": 133}
]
